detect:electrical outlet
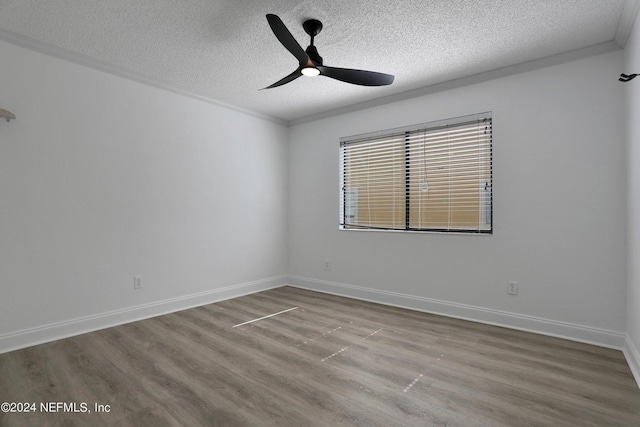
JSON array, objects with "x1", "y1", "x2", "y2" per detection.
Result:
[
  {"x1": 134, "y1": 276, "x2": 143, "y2": 290},
  {"x1": 324, "y1": 259, "x2": 331, "y2": 271},
  {"x1": 508, "y1": 281, "x2": 518, "y2": 295}
]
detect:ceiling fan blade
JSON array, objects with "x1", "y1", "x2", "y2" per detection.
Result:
[
  {"x1": 261, "y1": 68, "x2": 302, "y2": 90},
  {"x1": 266, "y1": 14, "x2": 310, "y2": 66},
  {"x1": 316, "y1": 65, "x2": 394, "y2": 86}
]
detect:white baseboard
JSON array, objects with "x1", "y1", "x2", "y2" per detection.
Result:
[
  {"x1": 0, "y1": 275, "x2": 287, "y2": 354},
  {"x1": 287, "y1": 275, "x2": 626, "y2": 350},
  {"x1": 3, "y1": 271, "x2": 632, "y2": 381},
  {"x1": 624, "y1": 335, "x2": 640, "y2": 389}
]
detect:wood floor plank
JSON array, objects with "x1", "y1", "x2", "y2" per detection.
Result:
[
  {"x1": 427, "y1": 337, "x2": 640, "y2": 416},
  {"x1": 1, "y1": 286, "x2": 639, "y2": 426}
]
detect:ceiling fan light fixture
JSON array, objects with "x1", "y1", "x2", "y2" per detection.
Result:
[
  {"x1": 262, "y1": 14, "x2": 394, "y2": 89},
  {"x1": 301, "y1": 66, "x2": 320, "y2": 77}
]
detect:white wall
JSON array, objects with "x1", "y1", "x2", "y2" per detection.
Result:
[
  {"x1": 288, "y1": 50, "x2": 627, "y2": 347},
  {"x1": 625, "y1": 10, "x2": 640, "y2": 383},
  {"x1": 0, "y1": 40, "x2": 289, "y2": 351}
]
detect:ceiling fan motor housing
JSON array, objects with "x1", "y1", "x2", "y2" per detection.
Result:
[{"x1": 305, "y1": 45, "x2": 323, "y2": 65}]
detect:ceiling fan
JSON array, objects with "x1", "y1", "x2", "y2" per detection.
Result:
[{"x1": 262, "y1": 14, "x2": 394, "y2": 89}]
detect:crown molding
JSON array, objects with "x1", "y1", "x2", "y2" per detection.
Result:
[
  {"x1": 289, "y1": 41, "x2": 621, "y2": 126},
  {"x1": 0, "y1": 29, "x2": 288, "y2": 127},
  {"x1": 615, "y1": 0, "x2": 640, "y2": 48},
  {"x1": 0, "y1": 25, "x2": 626, "y2": 129}
]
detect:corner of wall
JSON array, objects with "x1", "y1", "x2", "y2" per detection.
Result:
[
  {"x1": 625, "y1": 0, "x2": 640, "y2": 391},
  {"x1": 625, "y1": 335, "x2": 640, "y2": 389}
]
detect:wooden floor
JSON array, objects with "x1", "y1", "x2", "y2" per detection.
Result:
[{"x1": 1, "y1": 286, "x2": 639, "y2": 426}]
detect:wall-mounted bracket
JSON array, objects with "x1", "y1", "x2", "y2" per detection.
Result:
[
  {"x1": 619, "y1": 73, "x2": 638, "y2": 82},
  {"x1": 0, "y1": 108, "x2": 16, "y2": 122}
]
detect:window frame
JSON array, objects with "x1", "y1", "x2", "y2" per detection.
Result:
[{"x1": 339, "y1": 112, "x2": 493, "y2": 235}]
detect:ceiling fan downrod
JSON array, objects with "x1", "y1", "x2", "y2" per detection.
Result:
[{"x1": 303, "y1": 19, "x2": 323, "y2": 65}]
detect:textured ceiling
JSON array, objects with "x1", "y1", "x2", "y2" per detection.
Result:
[{"x1": 0, "y1": 0, "x2": 634, "y2": 123}]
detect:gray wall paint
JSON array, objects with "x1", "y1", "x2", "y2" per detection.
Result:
[
  {"x1": 0, "y1": 40, "x2": 289, "y2": 336},
  {"x1": 625, "y1": 10, "x2": 640, "y2": 371},
  {"x1": 288, "y1": 50, "x2": 627, "y2": 333}
]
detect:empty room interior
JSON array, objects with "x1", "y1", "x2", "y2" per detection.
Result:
[{"x1": 2, "y1": 0, "x2": 640, "y2": 425}]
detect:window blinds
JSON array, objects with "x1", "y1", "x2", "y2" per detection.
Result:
[{"x1": 340, "y1": 113, "x2": 492, "y2": 233}]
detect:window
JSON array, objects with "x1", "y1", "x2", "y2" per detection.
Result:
[{"x1": 340, "y1": 113, "x2": 492, "y2": 233}]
